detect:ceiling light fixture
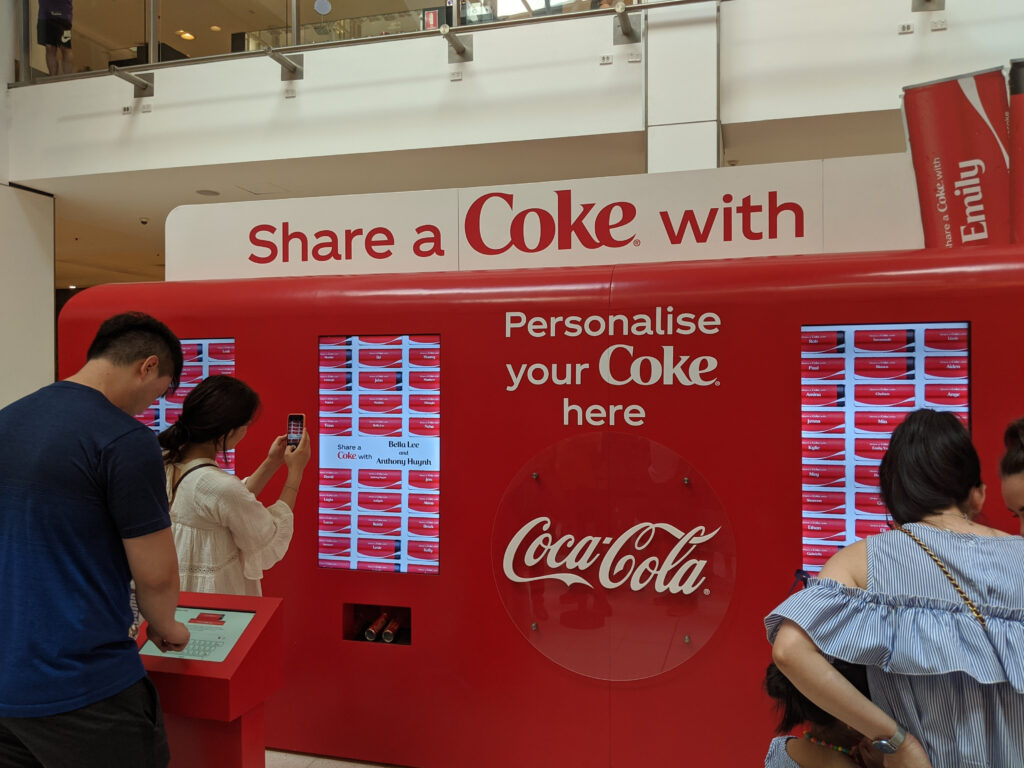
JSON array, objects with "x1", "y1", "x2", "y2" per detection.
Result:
[
  {"x1": 210, "y1": 25, "x2": 222, "y2": 32},
  {"x1": 180, "y1": 31, "x2": 195, "y2": 40}
]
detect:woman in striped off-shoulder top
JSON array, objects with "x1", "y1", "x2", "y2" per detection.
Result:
[{"x1": 766, "y1": 409, "x2": 1024, "y2": 768}]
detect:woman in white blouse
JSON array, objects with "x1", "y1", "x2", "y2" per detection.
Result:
[{"x1": 158, "y1": 375, "x2": 310, "y2": 596}]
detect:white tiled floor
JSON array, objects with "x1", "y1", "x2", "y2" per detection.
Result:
[{"x1": 266, "y1": 749, "x2": 404, "y2": 768}]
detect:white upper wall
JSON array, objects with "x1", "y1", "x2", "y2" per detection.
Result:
[{"x1": 720, "y1": 0, "x2": 1024, "y2": 124}]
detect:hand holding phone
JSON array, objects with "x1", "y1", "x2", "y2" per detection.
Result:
[{"x1": 286, "y1": 413, "x2": 305, "y2": 448}]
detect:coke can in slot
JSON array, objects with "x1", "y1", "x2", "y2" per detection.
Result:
[
  {"x1": 1010, "y1": 59, "x2": 1023, "y2": 243},
  {"x1": 903, "y1": 67, "x2": 1011, "y2": 248},
  {"x1": 381, "y1": 617, "x2": 402, "y2": 643},
  {"x1": 364, "y1": 612, "x2": 389, "y2": 641}
]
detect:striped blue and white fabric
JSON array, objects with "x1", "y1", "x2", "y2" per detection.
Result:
[
  {"x1": 764, "y1": 736, "x2": 800, "y2": 768},
  {"x1": 765, "y1": 523, "x2": 1024, "y2": 768}
]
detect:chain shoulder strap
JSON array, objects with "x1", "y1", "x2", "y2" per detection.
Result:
[{"x1": 897, "y1": 526, "x2": 986, "y2": 628}]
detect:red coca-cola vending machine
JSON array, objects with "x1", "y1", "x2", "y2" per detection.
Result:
[{"x1": 58, "y1": 244, "x2": 1024, "y2": 766}]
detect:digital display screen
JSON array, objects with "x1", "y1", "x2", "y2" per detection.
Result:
[
  {"x1": 317, "y1": 335, "x2": 440, "y2": 574},
  {"x1": 139, "y1": 606, "x2": 255, "y2": 663},
  {"x1": 800, "y1": 322, "x2": 969, "y2": 572},
  {"x1": 135, "y1": 337, "x2": 237, "y2": 473}
]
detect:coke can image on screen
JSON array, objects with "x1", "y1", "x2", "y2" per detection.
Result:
[
  {"x1": 800, "y1": 330, "x2": 845, "y2": 354},
  {"x1": 802, "y1": 544, "x2": 840, "y2": 571},
  {"x1": 181, "y1": 343, "x2": 203, "y2": 363},
  {"x1": 207, "y1": 342, "x2": 236, "y2": 362},
  {"x1": 319, "y1": 557, "x2": 351, "y2": 570},
  {"x1": 855, "y1": 438, "x2": 890, "y2": 462},
  {"x1": 924, "y1": 327, "x2": 968, "y2": 352},
  {"x1": 359, "y1": 336, "x2": 402, "y2": 345},
  {"x1": 408, "y1": 347, "x2": 441, "y2": 367},
  {"x1": 801, "y1": 438, "x2": 845, "y2": 461},
  {"x1": 318, "y1": 537, "x2": 352, "y2": 558},
  {"x1": 855, "y1": 518, "x2": 891, "y2": 539},
  {"x1": 408, "y1": 517, "x2": 440, "y2": 538},
  {"x1": 801, "y1": 385, "x2": 844, "y2": 408},
  {"x1": 319, "y1": 468, "x2": 352, "y2": 488},
  {"x1": 855, "y1": 492, "x2": 887, "y2": 516},
  {"x1": 801, "y1": 357, "x2": 845, "y2": 381},
  {"x1": 319, "y1": 348, "x2": 352, "y2": 369},
  {"x1": 357, "y1": 394, "x2": 403, "y2": 414},
  {"x1": 854, "y1": 357, "x2": 914, "y2": 380},
  {"x1": 357, "y1": 515, "x2": 403, "y2": 537},
  {"x1": 855, "y1": 464, "x2": 880, "y2": 489},
  {"x1": 320, "y1": 335, "x2": 351, "y2": 348},
  {"x1": 209, "y1": 364, "x2": 234, "y2": 377},
  {"x1": 409, "y1": 371, "x2": 441, "y2": 391},
  {"x1": 904, "y1": 67, "x2": 1011, "y2": 249},
  {"x1": 802, "y1": 464, "x2": 845, "y2": 488},
  {"x1": 180, "y1": 365, "x2": 204, "y2": 385},
  {"x1": 801, "y1": 411, "x2": 845, "y2": 434},
  {"x1": 854, "y1": 384, "x2": 915, "y2": 408},
  {"x1": 318, "y1": 372, "x2": 352, "y2": 392},
  {"x1": 358, "y1": 417, "x2": 402, "y2": 437},
  {"x1": 854, "y1": 411, "x2": 908, "y2": 434},
  {"x1": 408, "y1": 471, "x2": 440, "y2": 490},
  {"x1": 409, "y1": 395, "x2": 441, "y2": 414},
  {"x1": 853, "y1": 329, "x2": 914, "y2": 353},
  {"x1": 320, "y1": 417, "x2": 352, "y2": 436},
  {"x1": 318, "y1": 514, "x2": 351, "y2": 535},
  {"x1": 319, "y1": 394, "x2": 352, "y2": 414},
  {"x1": 802, "y1": 490, "x2": 845, "y2": 515},
  {"x1": 924, "y1": 383, "x2": 968, "y2": 407},
  {"x1": 1009, "y1": 59, "x2": 1023, "y2": 244},
  {"x1": 358, "y1": 493, "x2": 402, "y2": 513},
  {"x1": 409, "y1": 418, "x2": 440, "y2": 437},
  {"x1": 358, "y1": 372, "x2": 403, "y2": 391},
  {"x1": 358, "y1": 469, "x2": 403, "y2": 489},
  {"x1": 801, "y1": 517, "x2": 846, "y2": 542},
  {"x1": 318, "y1": 491, "x2": 352, "y2": 511},
  {"x1": 357, "y1": 561, "x2": 399, "y2": 573},
  {"x1": 409, "y1": 334, "x2": 440, "y2": 345},
  {"x1": 407, "y1": 540, "x2": 440, "y2": 562},
  {"x1": 358, "y1": 348, "x2": 403, "y2": 368},
  {"x1": 357, "y1": 539, "x2": 401, "y2": 559},
  {"x1": 408, "y1": 493, "x2": 440, "y2": 514},
  {"x1": 924, "y1": 356, "x2": 969, "y2": 379}
]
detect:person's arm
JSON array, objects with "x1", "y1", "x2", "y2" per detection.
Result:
[
  {"x1": 243, "y1": 435, "x2": 287, "y2": 496},
  {"x1": 123, "y1": 528, "x2": 190, "y2": 652},
  {"x1": 772, "y1": 621, "x2": 932, "y2": 767},
  {"x1": 276, "y1": 429, "x2": 311, "y2": 510}
]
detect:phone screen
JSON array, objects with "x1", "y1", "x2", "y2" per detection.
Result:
[{"x1": 287, "y1": 414, "x2": 304, "y2": 447}]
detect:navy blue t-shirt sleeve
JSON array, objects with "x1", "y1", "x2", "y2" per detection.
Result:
[{"x1": 101, "y1": 427, "x2": 171, "y2": 538}]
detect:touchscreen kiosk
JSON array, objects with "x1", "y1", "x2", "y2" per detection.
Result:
[
  {"x1": 139, "y1": 593, "x2": 283, "y2": 768},
  {"x1": 140, "y1": 607, "x2": 255, "y2": 663}
]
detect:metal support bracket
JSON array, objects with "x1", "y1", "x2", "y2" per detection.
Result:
[
  {"x1": 109, "y1": 66, "x2": 155, "y2": 98},
  {"x1": 441, "y1": 25, "x2": 473, "y2": 63},
  {"x1": 613, "y1": 1, "x2": 640, "y2": 45},
  {"x1": 265, "y1": 48, "x2": 305, "y2": 81}
]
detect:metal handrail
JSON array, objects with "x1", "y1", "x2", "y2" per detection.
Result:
[{"x1": 10, "y1": 0, "x2": 720, "y2": 89}]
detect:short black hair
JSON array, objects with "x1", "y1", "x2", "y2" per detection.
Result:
[
  {"x1": 879, "y1": 408, "x2": 981, "y2": 524},
  {"x1": 764, "y1": 661, "x2": 869, "y2": 733},
  {"x1": 1000, "y1": 417, "x2": 1024, "y2": 477},
  {"x1": 87, "y1": 312, "x2": 183, "y2": 391}
]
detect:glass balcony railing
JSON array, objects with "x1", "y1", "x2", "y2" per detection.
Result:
[{"x1": 15, "y1": 0, "x2": 639, "y2": 82}]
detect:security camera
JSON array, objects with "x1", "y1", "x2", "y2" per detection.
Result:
[{"x1": 139, "y1": 217, "x2": 149, "y2": 225}]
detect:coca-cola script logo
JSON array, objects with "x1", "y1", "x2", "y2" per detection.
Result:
[{"x1": 492, "y1": 433, "x2": 736, "y2": 681}]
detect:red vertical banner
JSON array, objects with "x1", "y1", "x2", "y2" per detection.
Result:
[
  {"x1": 903, "y1": 67, "x2": 1011, "y2": 249},
  {"x1": 1011, "y1": 59, "x2": 1024, "y2": 244}
]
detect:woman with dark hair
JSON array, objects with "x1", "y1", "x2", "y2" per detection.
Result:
[
  {"x1": 999, "y1": 416, "x2": 1024, "y2": 534},
  {"x1": 765, "y1": 409, "x2": 1024, "y2": 768},
  {"x1": 763, "y1": 661, "x2": 882, "y2": 768},
  {"x1": 158, "y1": 375, "x2": 310, "y2": 596}
]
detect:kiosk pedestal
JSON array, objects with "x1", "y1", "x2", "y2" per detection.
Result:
[{"x1": 139, "y1": 593, "x2": 284, "y2": 768}]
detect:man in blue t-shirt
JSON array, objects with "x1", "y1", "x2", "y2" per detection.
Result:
[{"x1": 0, "y1": 312, "x2": 190, "y2": 767}]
